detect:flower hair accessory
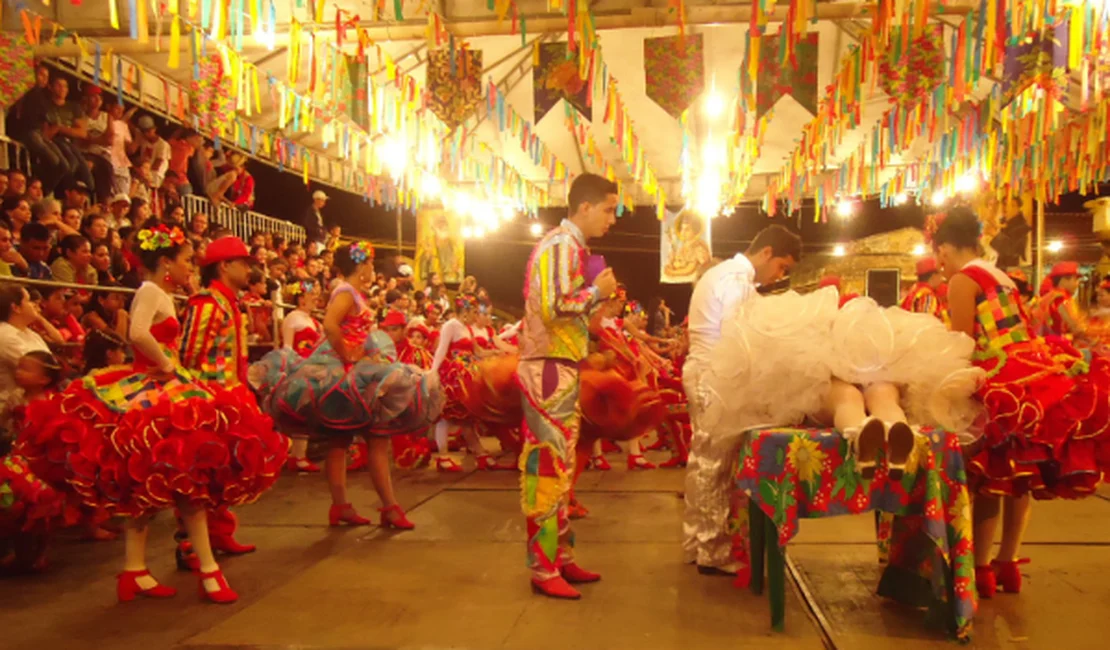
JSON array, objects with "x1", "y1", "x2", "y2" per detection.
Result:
[
  {"x1": 137, "y1": 224, "x2": 186, "y2": 251},
  {"x1": 455, "y1": 293, "x2": 478, "y2": 312},
  {"x1": 348, "y1": 240, "x2": 375, "y2": 264},
  {"x1": 284, "y1": 280, "x2": 314, "y2": 298},
  {"x1": 610, "y1": 285, "x2": 627, "y2": 302},
  {"x1": 624, "y1": 300, "x2": 643, "y2": 316}
]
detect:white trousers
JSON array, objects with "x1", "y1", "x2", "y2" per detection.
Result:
[{"x1": 681, "y1": 361, "x2": 736, "y2": 568}]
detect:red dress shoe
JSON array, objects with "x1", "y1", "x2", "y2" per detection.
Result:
[
  {"x1": 379, "y1": 504, "x2": 415, "y2": 530},
  {"x1": 627, "y1": 454, "x2": 656, "y2": 470},
  {"x1": 329, "y1": 503, "x2": 372, "y2": 527},
  {"x1": 567, "y1": 502, "x2": 589, "y2": 519},
  {"x1": 210, "y1": 534, "x2": 256, "y2": 555},
  {"x1": 531, "y1": 575, "x2": 581, "y2": 599},
  {"x1": 561, "y1": 563, "x2": 601, "y2": 584},
  {"x1": 659, "y1": 455, "x2": 688, "y2": 468},
  {"x1": 476, "y1": 455, "x2": 516, "y2": 471},
  {"x1": 991, "y1": 559, "x2": 1024, "y2": 593},
  {"x1": 175, "y1": 541, "x2": 201, "y2": 572},
  {"x1": 435, "y1": 456, "x2": 464, "y2": 473},
  {"x1": 589, "y1": 455, "x2": 611, "y2": 471},
  {"x1": 286, "y1": 457, "x2": 321, "y2": 473},
  {"x1": 117, "y1": 569, "x2": 177, "y2": 602},
  {"x1": 348, "y1": 442, "x2": 369, "y2": 471},
  {"x1": 975, "y1": 565, "x2": 997, "y2": 599},
  {"x1": 197, "y1": 568, "x2": 239, "y2": 604}
]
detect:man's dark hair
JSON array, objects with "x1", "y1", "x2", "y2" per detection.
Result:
[
  {"x1": 567, "y1": 173, "x2": 618, "y2": 215},
  {"x1": 746, "y1": 224, "x2": 802, "y2": 262},
  {"x1": 200, "y1": 263, "x2": 220, "y2": 287},
  {"x1": 0, "y1": 285, "x2": 27, "y2": 322},
  {"x1": 59, "y1": 234, "x2": 89, "y2": 256},
  {"x1": 384, "y1": 289, "x2": 401, "y2": 305},
  {"x1": 20, "y1": 221, "x2": 51, "y2": 244}
]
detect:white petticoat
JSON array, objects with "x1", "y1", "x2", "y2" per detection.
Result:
[{"x1": 701, "y1": 287, "x2": 983, "y2": 438}]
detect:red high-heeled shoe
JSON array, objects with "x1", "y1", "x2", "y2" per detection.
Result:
[
  {"x1": 176, "y1": 541, "x2": 201, "y2": 572},
  {"x1": 974, "y1": 565, "x2": 997, "y2": 599},
  {"x1": 329, "y1": 503, "x2": 372, "y2": 526},
  {"x1": 286, "y1": 456, "x2": 322, "y2": 473},
  {"x1": 117, "y1": 569, "x2": 177, "y2": 602},
  {"x1": 567, "y1": 501, "x2": 590, "y2": 519},
  {"x1": 379, "y1": 504, "x2": 415, "y2": 530},
  {"x1": 531, "y1": 576, "x2": 581, "y2": 599},
  {"x1": 659, "y1": 454, "x2": 688, "y2": 468},
  {"x1": 348, "y1": 442, "x2": 369, "y2": 471},
  {"x1": 991, "y1": 559, "x2": 1023, "y2": 593},
  {"x1": 476, "y1": 455, "x2": 516, "y2": 471},
  {"x1": 627, "y1": 454, "x2": 656, "y2": 470},
  {"x1": 210, "y1": 534, "x2": 256, "y2": 555},
  {"x1": 589, "y1": 455, "x2": 611, "y2": 471},
  {"x1": 435, "y1": 456, "x2": 463, "y2": 473},
  {"x1": 197, "y1": 568, "x2": 239, "y2": 604}
]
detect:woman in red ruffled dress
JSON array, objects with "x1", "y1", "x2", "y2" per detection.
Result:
[
  {"x1": 280, "y1": 280, "x2": 322, "y2": 473},
  {"x1": 429, "y1": 295, "x2": 516, "y2": 472},
  {"x1": 17, "y1": 224, "x2": 288, "y2": 604},
  {"x1": 470, "y1": 302, "x2": 523, "y2": 459},
  {"x1": 933, "y1": 208, "x2": 1110, "y2": 598}
]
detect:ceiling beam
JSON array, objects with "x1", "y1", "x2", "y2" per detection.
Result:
[{"x1": 35, "y1": 1, "x2": 979, "y2": 53}]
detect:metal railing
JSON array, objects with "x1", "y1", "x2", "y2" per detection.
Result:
[{"x1": 181, "y1": 194, "x2": 305, "y2": 244}]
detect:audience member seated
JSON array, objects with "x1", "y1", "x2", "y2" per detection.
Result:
[
  {"x1": 15, "y1": 223, "x2": 53, "y2": 280},
  {"x1": 50, "y1": 235, "x2": 97, "y2": 286}
]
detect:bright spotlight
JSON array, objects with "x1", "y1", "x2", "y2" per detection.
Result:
[
  {"x1": 894, "y1": 193, "x2": 909, "y2": 206},
  {"x1": 955, "y1": 173, "x2": 979, "y2": 194},
  {"x1": 1047, "y1": 240, "x2": 1064, "y2": 253},
  {"x1": 836, "y1": 200, "x2": 855, "y2": 218},
  {"x1": 930, "y1": 190, "x2": 947, "y2": 207},
  {"x1": 912, "y1": 243, "x2": 926, "y2": 256},
  {"x1": 461, "y1": 225, "x2": 474, "y2": 239},
  {"x1": 529, "y1": 222, "x2": 544, "y2": 237},
  {"x1": 473, "y1": 226, "x2": 486, "y2": 239},
  {"x1": 704, "y1": 92, "x2": 726, "y2": 119},
  {"x1": 832, "y1": 244, "x2": 847, "y2": 257}
]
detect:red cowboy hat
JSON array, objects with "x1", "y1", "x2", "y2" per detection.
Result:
[
  {"x1": 201, "y1": 236, "x2": 252, "y2": 266},
  {"x1": 380, "y1": 310, "x2": 407, "y2": 328},
  {"x1": 915, "y1": 258, "x2": 938, "y2": 276}
]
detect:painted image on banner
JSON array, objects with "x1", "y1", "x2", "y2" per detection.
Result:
[
  {"x1": 661, "y1": 208, "x2": 711, "y2": 284},
  {"x1": 415, "y1": 208, "x2": 466, "y2": 287}
]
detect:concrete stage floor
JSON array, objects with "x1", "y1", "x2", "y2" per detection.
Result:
[{"x1": 3, "y1": 448, "x2": 1109, "y2": 650}]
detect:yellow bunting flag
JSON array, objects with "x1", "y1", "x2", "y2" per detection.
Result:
[
  {"x1": 110, "y1": 0, "x2": 120, "y2": 30},
  {"x1": 168, "y1": 17, "x2": 181, "y2": 68},
  {"x1": 137, "y1": 0, "x2": 149, "y2": 44}
]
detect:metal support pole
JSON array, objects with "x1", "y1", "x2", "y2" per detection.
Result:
[
  {"x1": 396, "y1": 203, "x2": 404, "y2": 256},
  {"x1": 1034, "y1": 199, "x2": 1046, "y2": 290}
]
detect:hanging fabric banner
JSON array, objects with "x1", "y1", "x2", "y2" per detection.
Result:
[
  {"x1": 426, "y1": 47, "x2": 483, "y2": 130},
  {"x1": 415, "y1": 207, "x2": 466, "y2": 287},
  {"x1": 756, "y1": 32, "x2": 819, "y2": 119},
  {"x1": 1001, "y1": 17, "x2": 1071, "y2": 105},
  {"x1": 189, "y1": 53, "x2": 236, "y2": 137},
  {"x1": 643, "y1": 33, "x2": 704, "y2": 119},
  {"x1": 344, "y1": 53, "x2": 369, "y2": 130},
  {"x1": 0, "y1": 33, "x2": 34, "y2": 109},
  {"x1": 533, "y1": 41, "x2": 591, "y2": 123},
  {"x1": 660, "y1": 207, "x2": 711, "y2": 284}
]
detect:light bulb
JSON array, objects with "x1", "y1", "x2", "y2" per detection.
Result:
[
  {"x1": 912, "y1": 243, "x2": 926, "y2": 256},
  {"x1": 930, "y1": 190, "x2": 947, "y2": 207},
  {"x1": 894, "y1": 193, "x2": 908, "y2": 206},
  {"x1": 836, "y1": 200, "x2": 855, "y2": 218},
  {"x1": 461, "y1": 226, "x2": 474, "y2": 239},
  {"x1": 421, "y1": 174, "x2": 442, "y2": 198},
  {"x1": 473, "y1": 225, "x2": 486, "y2": 239},
  {"x1": 704, "y1": 92, "x2": 726, "y2": 119},
  {"x1": 955, "y1": 173, "x2": 979, "y2": 194},
  {"x1": 1047, "y1": 240, "x2": 1064, "y2": 253},
  {"x1": 382, "y1": 135, "x2": 407, "y2": 181},
  {"x1": 832, "y1": 244, "x2": 847, "y2": 257},
  {"x1": 529, "y1": 222, "x2": 543, "y2": 237}
]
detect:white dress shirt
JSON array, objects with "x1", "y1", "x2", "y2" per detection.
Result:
[{"x1": 686, "y1": 253, "x2": 757, "y2": 364}]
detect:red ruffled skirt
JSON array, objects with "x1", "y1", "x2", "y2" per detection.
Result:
[
  {"x1": 579, "y1": 362, "x2": 667, "y2": 444},
  {"x1": 16, "y1": 366, "x2": 289, "y2": 519},
  {"x1": 968, "y1": 338, "x2": 1110, "y2": 499},
  {"x1": 439, "y1": 352, "x2": 523, "y2": 427}
]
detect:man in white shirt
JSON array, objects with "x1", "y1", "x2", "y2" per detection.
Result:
[{"x1": 682, "y1": 224, "x2": 801, "y2": 574}]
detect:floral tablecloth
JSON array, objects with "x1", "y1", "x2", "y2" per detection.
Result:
[{"x1": 729, "y1": 427, "x2": 977, "y2": 640}]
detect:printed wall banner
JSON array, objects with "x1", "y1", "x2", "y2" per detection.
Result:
[
  {"x1": 644, "y1": 34, "x2": 704, "y2": 119},
  {"x1": 755, "y1": 32, "x2": 818, "y2": 119},
  {"x1": 661, "y1": 207, "x2": 712, "y2": 284},
  {"x1": 427, "y1": 48, "x2": 483, "y2": 130},
  {"x1": 0, "y1": 34, "x2": 34, "y2": 109},
  {"x1": 415, "y1": 207, "x2": 466, "y2": 287},
  {"x1": 533, "y1": 41, "x2": 591, "y2": 123}
]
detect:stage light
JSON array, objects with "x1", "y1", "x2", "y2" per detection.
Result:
[
  {"x1": 930, "y1": 190, "x2": 946, "y2": 207},
  {"x1": 461, "y1": 226, "x2": 474, "y2": 239},
  {"x1": 382, "y1": 135, "x2": 407, "y2": 181},
  {"x1": 420, "y1": 174, "x2": 442, "y2": 199},
  {"x1": 832, "y1": 244, "x2": 847, "y2": 257},
  {"x1": 894, "y1": 193, "x2": 909, "y2": 206},
  {"x1": 836, "y1": 200, "x2": 855, "y2": 218},
  {"x1": 1047, "y1": 240, "x2": 1064, "y2": 253},
  {"x1": 529, "y1": 222, "x2": 544, "y2": 237},
  {"x1": 955, "y1": 173, "x2": 979, "y2": 194},
  {"x1": 913, "y1": 243, "x2": 927, "y2": 256},
  {"x1": 704, "y1": 91, "x2": 726, "y2": 119},
  {"x1": 473, "y1": 226, "x2": 486, "y2": 239}
]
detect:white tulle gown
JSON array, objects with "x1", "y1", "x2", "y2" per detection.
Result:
[{"x1": 702, "y1": 287, "x2": 983, "y2": 438}]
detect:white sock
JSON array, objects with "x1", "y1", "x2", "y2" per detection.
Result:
[{"x1": 434, "y1": 420, "x2": 449, "y2": 454}]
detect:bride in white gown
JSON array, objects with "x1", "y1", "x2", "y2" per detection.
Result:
[{"x1": 701, "y1": 286, "x2": 983, "y2": 476}]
